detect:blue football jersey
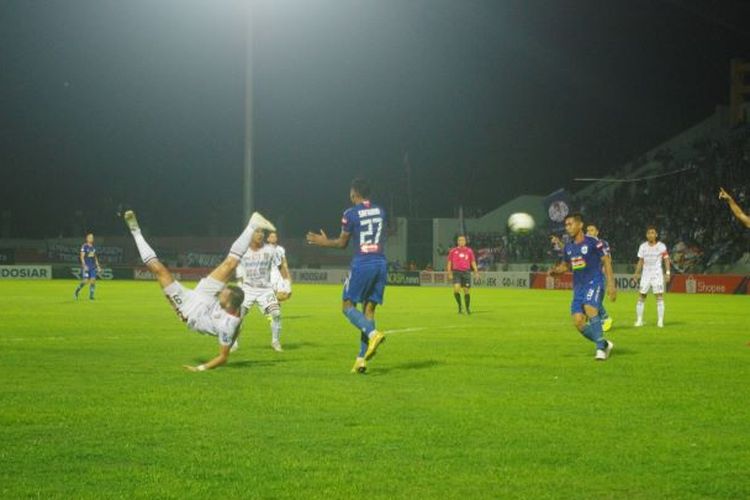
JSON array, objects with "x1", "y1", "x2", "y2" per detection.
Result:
[
  {"x1": 563, "y1": 235, "x2": 608, "y2": 288},
  {"x1": 341, "y1": 201, "x2": 386, "y2": 264},
  {"x1": 81, "y1": 243, "x2": 97, "y2": 268}
]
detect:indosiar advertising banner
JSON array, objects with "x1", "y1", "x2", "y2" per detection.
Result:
[{"x1": 0, "y1": 265, "x2": 52, "y2": 280}]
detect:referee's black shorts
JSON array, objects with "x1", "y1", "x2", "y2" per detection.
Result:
[{"x1": 452, "y1": 270, "x2": 472, "y2": 288}]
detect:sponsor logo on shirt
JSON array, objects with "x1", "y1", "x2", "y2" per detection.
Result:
[{"x1": 571, "y1": 256, "x2": 586, "y2": 270}]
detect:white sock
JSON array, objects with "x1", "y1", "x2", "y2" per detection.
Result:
[
  {"x1": 130, "y1": 229, "x2": 157, "y2": 264},
  {"x1": 271, "y1": 314, "x2": 281, "y2": 343},
  {"x1": 229, "y1": 220, "x2": 258, "y2": 260},
  {"x1": 636, "y1": 300, "x2": 644, "y2": 321},
  {"x1": 657, "y1": 299, "x2": 664, "y2": 322}
]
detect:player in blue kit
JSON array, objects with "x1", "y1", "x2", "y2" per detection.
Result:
[
  {"x1": 586, "y1": 223, "x2": 614, "y2": 332},
  {"x1": 306, "y1": 178, "x2": 387, "y2": 374},
  {"x1": 74, "y1": 233, "x2": 102, "y2": 300},
  {"x1": 550, "y1": 213, "x2": 616, "y2": 360}
]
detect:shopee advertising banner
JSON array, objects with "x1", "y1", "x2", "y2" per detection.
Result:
[{"x1": 668, "y1": 274, "x2": 749, "y2": 295}]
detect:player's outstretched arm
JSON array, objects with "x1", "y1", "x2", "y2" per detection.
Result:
[
  {"x1": 719, "y1": 187, "x2": 750, "y2": 228},
  {"x1": 184, "y1": 344, "x2": 232, "y2": 372},
  {"x1": 279, "y1": 257, "x2": 291, "y2": 282},
  {"x1": 306, "y1": 229, "x2": 351, "y2": 249},
  {"x1": 602, "y1": 254, "x2": 617, "y2": 302},
  {"x1": 548, "y1": 261, "x2": 569, "y2": 275}
]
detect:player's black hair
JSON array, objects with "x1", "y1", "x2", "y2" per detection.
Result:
[
  {"x1": 226, "y1": 285, "x2": 245, "y2": 311},
  {"x1": 351, "y1": 178, "x2": 371, "y2": 199},
  {"x1": 646, "y1": 225, "x2": 658, "y2": 232},
  {"x1": 564, "y1": 213, "x2": 584, "y2": 224}
]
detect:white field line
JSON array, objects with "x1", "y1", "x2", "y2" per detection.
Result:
[{"x1": 383, "y1": 325, "x2": 460, "y2": 334}]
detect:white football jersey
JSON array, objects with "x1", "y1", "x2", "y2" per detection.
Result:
[
  {"x1": 637, "y1": 241, "x2": 668, "y2": 274},
  {"x1": 164, "y1": 278, "x2": 242, "y2": 346},
  {"x1": 238, "y1": 244, "x2": 281, "y2": 288},
  {"x1": 187, "y1": 301, "x2": 242, "y2": 346}
]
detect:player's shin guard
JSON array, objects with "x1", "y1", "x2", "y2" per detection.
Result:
[
  {"x1": 228, "y1": 220, "x2": 258, "y2": 260},
  {"x1": 636, "y1": 300, "x2": 645, "y2": 321},
  {"x1": 130, "y1": 230, "x2": 158, "y2": 264},
  {"x1": 343, "y1": 307, "x2": 375, "y2": 336},
  {"x1": 582, "y1": 316, "x2": 607, "y2": 350},
  {"x1": 359, "y1": 333, "x2": 368, "y2": 357},
  {"x1": 270, "y1": 310, "x2": 281, "y2": 344},
  {"x1": 656, "y1": 299, "x2": 664, "y2": 322}
]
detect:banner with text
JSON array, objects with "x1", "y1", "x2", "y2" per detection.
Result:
[
  {"x1": 0, "y1": 265, "x2": 52, "y2": 280},
  {"x1": 530, "y1": 273, "x2": 749, "y2": 295},
  {"x1": 420, "y1": 271, "x2": 530, "y2": 289},
  {"x1": 52, "y1": 266, "x2": 134, "y2": 281}
]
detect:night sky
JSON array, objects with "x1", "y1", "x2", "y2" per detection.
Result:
[{"x1": 2, "y1": 0, "x2": 749, "y2": 238}]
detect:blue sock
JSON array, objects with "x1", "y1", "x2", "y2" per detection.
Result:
[
  {"x1": 343, "y1": 307, "x2": 375, "y2": 337},
  {"x1": 358, "y1": 333, "x2": 368, "y2": 357},
  {"x1": 89, "y1": 284, "x2": 96, "y2": 299},
  {"x1": 599, "y1": 303, "x2": 609, "y2": 320},
  {"x1": 74, "y1": 283, "x2": 85, "y2": 295},
  {"x1": 582, "y1": 316, "x2": 607, "y2": 350}
]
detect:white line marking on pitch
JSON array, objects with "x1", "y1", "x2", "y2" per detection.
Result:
[{"x1": 384, "y1": 326, "x2": 460, "y2": 334}]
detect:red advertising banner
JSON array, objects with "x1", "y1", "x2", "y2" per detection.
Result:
[
  {"x1": 668, "y1": 274, "x2": 749, "y2": 295},
  {"x1": 530, "y1": 272, "x2": 573, "y2": 290}
]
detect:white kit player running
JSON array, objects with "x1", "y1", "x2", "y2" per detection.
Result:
[
  {"x1": 267, "y1": 231, "x2": 292, "y2": 302},
  {"x1": 633, "y1": 226, "x2": 671, "y2": 328},
  {"x1": 123, "y1": 209, "x2": 276, "y2": 371},
  {"x1": 236, "y1": 229, "x2": 291, "y2": 352}
]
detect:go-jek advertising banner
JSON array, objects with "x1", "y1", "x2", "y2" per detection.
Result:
[{"x1": 420, "y1": 271, "x2": 530, "y2": 289}]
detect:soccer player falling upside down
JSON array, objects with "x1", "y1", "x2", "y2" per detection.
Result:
[
  {"x1": 123, "y1": 209, "x2": 276, "y2": 371},
  {"x1": 306, "y1": 178, "x2": 387, "y2": 374},
  {"x1": 549, "y1": 213, "x2": 616, "y2": 361}
]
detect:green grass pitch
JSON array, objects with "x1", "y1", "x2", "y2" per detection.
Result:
[{"x1": 1, "y1": 280, "x2": 749, "y2": 498}]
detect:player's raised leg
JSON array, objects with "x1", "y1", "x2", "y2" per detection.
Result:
[
  {"x1": 124, "y1": 210, "x2": 175, "y2": 289},
  {"x1": 210, "y1": 212, "x2": 276, "y2": 284}
]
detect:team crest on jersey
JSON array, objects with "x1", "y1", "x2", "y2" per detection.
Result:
[{"x1": 581, "y1": 245, "x2": 588, "y2": 254}]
